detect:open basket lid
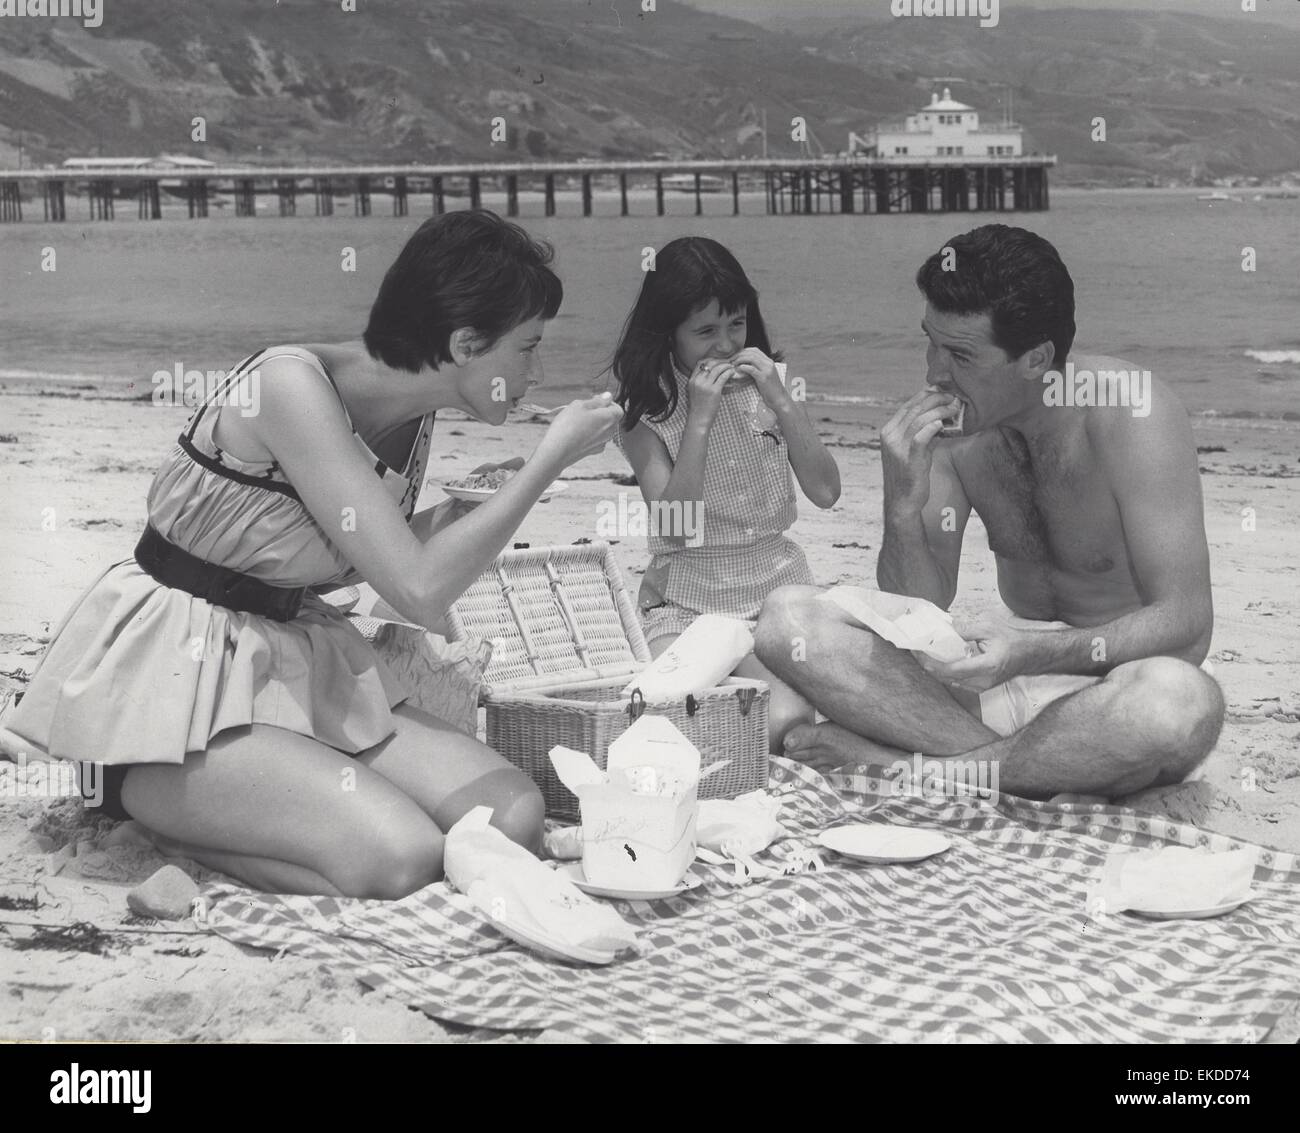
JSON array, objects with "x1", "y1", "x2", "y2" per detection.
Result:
[{"x1": 446, "y1": 542, "x2": 651, "y2": 696}]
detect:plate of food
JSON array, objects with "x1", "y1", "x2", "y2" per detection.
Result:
[{"x1": 438, "y1": 469, "x2": 568, "y2": 503}]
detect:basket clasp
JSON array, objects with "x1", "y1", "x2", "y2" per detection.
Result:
[
  {"x1": 735, "y1": 687, "x2": 757, "y2": 717},
  {"x1": 626, "y1": 688, "x2": 646, "y2": 722}
]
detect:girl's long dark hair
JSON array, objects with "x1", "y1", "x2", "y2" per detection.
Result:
[{"x1": 609, "y1": 237, "x2": 781, "y2": 429}]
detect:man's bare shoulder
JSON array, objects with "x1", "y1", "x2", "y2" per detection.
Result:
[{"x1": 1074, "y1": 356, "x2": 1197, "y2": 482}]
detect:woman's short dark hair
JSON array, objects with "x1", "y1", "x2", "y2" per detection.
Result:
[
  {"x1": 364, "y1": 210, "x2": 563, "y2": 372},
  {"x1": 609, "y1": 236, "x2": 781, "y2": 430},
  {"x1": 916, "y1": 224, "x2": 1076, "y2": 368}
]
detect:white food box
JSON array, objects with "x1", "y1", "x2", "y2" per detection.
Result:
[{"x1": 549, "y1": 716, "x2": 701, "y2": 890}]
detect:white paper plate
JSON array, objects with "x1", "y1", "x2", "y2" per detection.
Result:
[
  {"x1": 817, "y1": 824, "x2": 951, "y2": 864},
  {"x1": 440, "y1": 479, "x2": 567, "y2": 503},
  {"x1": 1127, "y1": 892, "x2": 1256, "y2": 921},
  {"x1": 557, "y1": 861, "x2": 703, "y2": 901},
  {"x1": 479, "y1": 904, "x2": 619, "y2": 965}
]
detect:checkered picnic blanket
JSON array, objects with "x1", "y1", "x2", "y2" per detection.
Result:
[{"x1": 202, "y1": 759, "x2": 1300, "y2": 1043}]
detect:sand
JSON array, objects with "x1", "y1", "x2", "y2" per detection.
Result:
[{"x1": 1, "y1": 380, "x2": 1297, "y2": 1043}]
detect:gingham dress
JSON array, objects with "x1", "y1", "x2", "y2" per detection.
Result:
[{"x1": 617, "y1": 359, "x2": 814, "y2": 641}]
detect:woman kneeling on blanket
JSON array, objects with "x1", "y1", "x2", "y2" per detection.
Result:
[{"x1": 0, "y1": 211, "x2": 622, "y2": 898}]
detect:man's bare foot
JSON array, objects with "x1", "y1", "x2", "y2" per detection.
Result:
[{"x1": 782, "y1": 722, "x2": 910, "y2": 772}]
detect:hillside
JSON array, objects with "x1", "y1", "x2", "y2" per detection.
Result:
[
  {"x1": 807, "y1": 8, "x2": 1300, "y2": 185},
  {"x1": 0, "y1": 0, "x2": 1297, "y2": 184}
]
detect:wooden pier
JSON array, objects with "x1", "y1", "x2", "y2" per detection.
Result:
[{"x1": 0, "y1": 157, "x2": 1054, "y2": 223}]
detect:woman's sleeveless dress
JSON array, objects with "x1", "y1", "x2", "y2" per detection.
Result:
[
  {"x1": 616, "y1": 360, "x2": 815, "y2": 642},
  {"x1": 0, "y1": 346, "x2": 434, "y2": 769}
]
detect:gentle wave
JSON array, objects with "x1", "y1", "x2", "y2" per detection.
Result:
[
  {"x1": 1245, "y1": 350, "x2": 1300, "y2": 365},
  {"x1": 0, "y1": 368, "x2": 118, "y2": 384}
]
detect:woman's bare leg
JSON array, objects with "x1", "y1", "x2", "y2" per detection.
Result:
[
  {"x1": 355, "y1": 703, "x2": 545, "y2": 854},
  {"x1": 120, "y1": 723, "x2": 445, "y2": 898}
]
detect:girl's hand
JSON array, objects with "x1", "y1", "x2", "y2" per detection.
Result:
[
  {"x1": 731, "y1": 347, "x2": 788, "y2": 409},
  {"x1": 685, "y1": 358, "x2": 735, "y2": 425}
]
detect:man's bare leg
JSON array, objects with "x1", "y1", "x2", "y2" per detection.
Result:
[
  {"x1": 754, "y1": 586, "x2": 999, "y2": 762},
  {"x1": 757, "y1": 588, "x2": 1224, "y2": 798},
  {"x1": 968, "y1": 657, "x2": 1224, "y2": 799}
]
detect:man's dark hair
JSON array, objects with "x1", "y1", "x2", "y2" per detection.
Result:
[
  {"x1": 364, "y1": 210, "x2": 563, "y2": 373},
  {"x1": 916, "y1": 224, "x2": 1075, "y2": 367}
]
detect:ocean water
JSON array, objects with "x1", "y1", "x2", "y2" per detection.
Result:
[{"x1": 1, "y1": 188, "x2": 1298, "y2": 420}]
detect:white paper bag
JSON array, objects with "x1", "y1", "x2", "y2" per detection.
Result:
[{"x1": 623, "y1": 614, "x2": 753, "y2": 700}]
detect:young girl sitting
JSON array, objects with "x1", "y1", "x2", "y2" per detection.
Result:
[{"x1": 609, "y1": 236, "x2": 841, "y2": 749}]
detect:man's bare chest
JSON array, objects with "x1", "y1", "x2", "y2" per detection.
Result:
[{"x1": 957, "y1": 430, "x2": 1123, "y2": 577}]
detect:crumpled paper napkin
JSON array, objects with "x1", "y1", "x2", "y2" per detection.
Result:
[
  {"x1": 444, "y1": 807, "x2": 639, "y2": 959},
  {"x1": 819, "y1": 586, "x2": 970, "y2": 664}
]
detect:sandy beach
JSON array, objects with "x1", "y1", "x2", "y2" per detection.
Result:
[{"x1": 1, "y1": 379, "x2": 1297, "y2": 1042}]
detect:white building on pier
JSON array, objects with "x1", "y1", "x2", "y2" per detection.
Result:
[{"x1": 865, "y1": 88, "x2": 1023, "y2": 159}]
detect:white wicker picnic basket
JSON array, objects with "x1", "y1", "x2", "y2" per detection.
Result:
[{"x1": 447, "y1": 542, "x2": 770, "y2": 821}]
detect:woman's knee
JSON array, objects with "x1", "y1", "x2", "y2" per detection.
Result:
[
  {"x1": 329, "y1": 818, "x2": 445, "y2": 900},
  {"x1": 470, "y1": 767, "x2": 546, "y2": 854}
]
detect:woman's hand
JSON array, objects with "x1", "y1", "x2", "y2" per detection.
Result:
[
  {"x1": 469, "y1": 456, "x2": 526, "y2": 477},
  {"x1": 731, "y1": 347, "x2": 789, "y2": 410},
  {"x1": 532, "y1": 392, "x2": 623, "y2": 473},
  {"x1": 685, "y1": 358, "x2": 735, "y2": 426}
]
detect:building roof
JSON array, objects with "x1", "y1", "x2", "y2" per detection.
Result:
[{"x1": 924, "y1": 87, "x2": 973, "y2": 112}]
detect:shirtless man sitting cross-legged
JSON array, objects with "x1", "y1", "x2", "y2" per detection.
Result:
[{"x1": 754, "y1": 224, "x2": 1224, "y2": 801}]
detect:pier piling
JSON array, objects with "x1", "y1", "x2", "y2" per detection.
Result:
[
  {"x1": 277, "y1": 177, "x2": 297, "y2": 217},
  {"x1": 0, "y1": 157, "x2": 1053, "y2": 224},
  {"x1": 188, "y1": 179, "x2": 208, "y2": 218},
  {"x1": 43, "y1": 180, "x2": 66, "y2": 222}
]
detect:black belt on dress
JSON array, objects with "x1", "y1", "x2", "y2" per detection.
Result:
[{"x1": 134, "y1": 524, "x2": 306, "y2": 622}]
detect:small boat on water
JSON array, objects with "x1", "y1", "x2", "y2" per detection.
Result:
[{"x1": 662, "y1": 173, "x2": 727, "y2": 193}]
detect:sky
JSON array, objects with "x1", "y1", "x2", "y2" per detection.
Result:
[{"x1": 682, "y1": 0, "x2": 1300, "y2": 28}]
